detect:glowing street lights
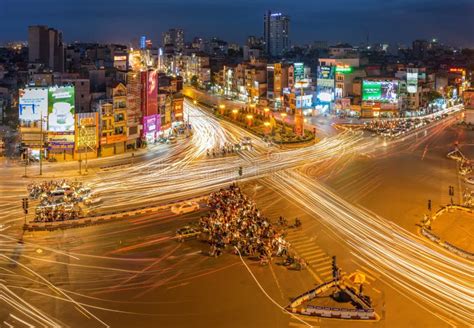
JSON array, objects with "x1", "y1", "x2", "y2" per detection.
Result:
[
  {"x1": 232, "y1": 109, "x2": 239, "y2": 120},
  {"x1": 264, "y1": 107, "x2": 270, "y2": 118},
  {"x1": 246, "y1": 114, "x2": 253, "y2": 127},
  {"x1": 264, "y1": 121, "x2": 271, "y2": 134}
]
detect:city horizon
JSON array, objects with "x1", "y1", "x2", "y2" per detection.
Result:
[{"x1": 1, "y1": 0, "x2": 474, "y2": 47}]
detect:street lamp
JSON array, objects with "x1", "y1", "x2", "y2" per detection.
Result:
[
  {"x1": 264, "y1": 121, "x2": 271, "y2": 135},
  {"x1": 264, "y1": 107, "x2": 270, "y2": 118},
  {"x1": 232, "y1": 109, "x2": 239, "y2": 120},
  {"x1": 246, "y1": 114, "x2": 253, "y2": 127}
]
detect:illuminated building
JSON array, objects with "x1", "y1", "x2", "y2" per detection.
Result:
[
  {"x1": 99, "y1": 83, "x2": 128, "y2": 156},
  {"x1": 264, "y1": 11, "x2": 290, "y2": 57}
]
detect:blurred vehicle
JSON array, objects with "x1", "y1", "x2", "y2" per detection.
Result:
[
  {"x1": 167, "y1": 136, "x2": 177, "y2": 144},
  {"x1": 171, "y1": 201, "x2": 200, "y2": 215},
  {"x1": 465, "y1": 176, "x2": 474, "y2": 185},
  {"x1": 84, "y1": 196, "x2": 102, "y2": 206},
  {"x1": 176, "y1": 226, "x2": 201, "y2": 242}
]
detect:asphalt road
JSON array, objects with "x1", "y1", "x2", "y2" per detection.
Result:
[{"x1": 0, "y1": 97, "x2": 471, "y2": 327}]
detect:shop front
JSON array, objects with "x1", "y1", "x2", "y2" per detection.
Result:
[
  {"x1": 100, "y1": 135, "x2": 127, "y2": 157},
  {"x1": 48, "y1": 132, "x2": 75, "y2": 161},
  {"x1": 142, "y1": 114, "x2": 161, "y2": 144}
]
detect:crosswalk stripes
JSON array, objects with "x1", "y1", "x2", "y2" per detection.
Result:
[
  {"x1": 300, "y1": 249, "x2": 325, "y2": 257},
  {"x1": 304, "y1": 253, "x2": 326, "y2": 261},
  {"x1": 318, "y1": 270, "x2": 333, "y2": 278},
  {"x1": 292, "y1": 240, "x2": 317, "y2": 248},
  {"x1": 296, "y1": 244, "x2": 322, "y2": 253}
]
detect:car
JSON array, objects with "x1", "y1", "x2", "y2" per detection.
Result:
[
  {"x1": 167, "y1": 136, "x2": 177, "y2": 144},
  {"x1": 465, "y1": 176, "x2": 474, "y2": 185},
  {"x1": 176, "y1": 226, "x2": 201, "y2": 242},
  {"x1": 241, "y1": 137, "x2": 252, "y2": 145},
  {"x1": 77, "y1": 187, "x2": 91, "y2": 195},
  {"x1": 84, "y1": 196, "x2": 102, "y2": 206},
  {"x1": 171, "y1": 201, "x2": 200, "y2": 215}
]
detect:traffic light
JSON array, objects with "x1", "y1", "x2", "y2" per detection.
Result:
[
  {"x1": 332, "y1": 256, "x2": 339, "y2": 280},
  {"x1": 22, "y1": 198, "x2": 29, "y2": 214},
  {"x1": 238, "y1": 166, "x2": 243, "y2": 177},
  {"x1": 428, "y1": 199, "x2": 432, "y2": 211}
]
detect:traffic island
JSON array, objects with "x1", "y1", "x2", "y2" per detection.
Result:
[
  {"x1": 419, "y1": 205, "x2": 474, "y2": 260},
  {"x1": 286, "y1": 257, "x2": 379, "y2": 321}
]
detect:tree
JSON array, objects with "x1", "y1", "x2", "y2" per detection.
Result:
[
  {"x1": 190, "y1": 75, "x2": 199, "y2": 88},
  {"x1": 425, "y1": 91, "x2": 443, "y2": 104}
]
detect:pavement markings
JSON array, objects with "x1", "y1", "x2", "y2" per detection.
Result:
[
  {"x1": 300, "y1": 250, "x2": 325, "y2": 258},
  {"x1": 291, "y1": 239, "x2": 316, "y2": 247},
  {"x1": 318, "y1": 270, "x2": 334, "y2": 278},
  {"x1": 297, "y1": 245, "x2": 322, "y2": 253},
  {"x1": 304, "y1": 254, "x2": 327, "y2": 262},
  {"x1": 315, "y1": 266, "x2": 332, "y2": 273}
]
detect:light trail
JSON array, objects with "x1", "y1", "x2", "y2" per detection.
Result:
[{"x1": 0, "y1": 99, "x2": 471, "y2": 326}]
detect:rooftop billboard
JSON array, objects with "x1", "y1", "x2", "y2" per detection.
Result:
[{"x1": 362, "y1": 80, "x2": 399, "y2": 104}]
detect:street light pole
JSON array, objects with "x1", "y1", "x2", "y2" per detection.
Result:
[{"x1": 39, "y1": 115, "x2": 43, "y2": 176}]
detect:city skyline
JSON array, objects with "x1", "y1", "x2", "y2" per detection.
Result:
[{"x1": 1, "y1": 0, "x2": 474, "y2": 47}]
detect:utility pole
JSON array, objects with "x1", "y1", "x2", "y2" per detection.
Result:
[
  {"x1": 22, "y1": 197, "x2": 29, "y2": 225},
  {"x1": 39, "y1": 115, "x2": 43, "y2": 175},
  {"x1": 23, "y1": 148, "x2": 28, "y2": 178}
]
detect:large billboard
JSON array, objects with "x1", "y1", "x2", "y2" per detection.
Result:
[
  {"x1": 48, "y1": 86, "x2": 75, "y2": 132},
  {"x1": 407, "y1": 68, "x2": 418, "y2": 94},
  {"x1": 19, "y1": 87, "x2": 48, "y2": 122},
  {"x1": 75, "y1": 112, "x2": 98, "y2": 151},
  {"x1": 317, "y1": 66, "x2": 335, "y2": 80},
  {"x1": 294, "y1": 63, "x2": 304, "y2": 82},
  {"x1": 147, "y1": 70, "x2": 158, "y2": 116},
  {"x1": 362, "y1": 80, "x2": 399, "y2": 104},
  {"x1": 317, "y1": 66, "x2": 335, "y2": 104}
]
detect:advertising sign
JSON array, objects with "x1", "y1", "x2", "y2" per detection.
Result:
[
  {"x1": 362, "y1": 80, "x2": 399, "y2": 103},
  {"x1": 143, "y1": 115, "x2": 157, "y2": 143},
  {"x1": 464, "y1": 90, "x2": 474, "y2": 110},
  {"x1": 48, "y1": 86, "x2": 75, "y2": 132},
  {"x1": 75, "y1": 112, "x2": 98, "y2": 151},
  {"x1": 317, "y1": 66, "x2": 335, "y2": 80},
  {"x1": 48, "y1": 132, "x2": 75, "y2": 150},
  {"x1": 335, "y1": 66, "x2": 353, "y2": 74},
  {"x1": 317, "y1": 66, "x2": 335, "y2": 104},
  {"x1": 146, "y1": 70, "x2": 158, "y2": 116},
  {"x1": 294, "y1": 63, "x2": 304, "y2": 82},
  {"x1": 143, "y1": 115, "x2": 157, "y2": 134},
  {"x1": 407, "y1": 68, "x2": 418, "y2": 94},
  {"x1": 19, "y1": 87, "x2": 48, "y2": 122}
]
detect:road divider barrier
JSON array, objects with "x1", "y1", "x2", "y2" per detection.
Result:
[
  {"x1": 287, "y1": 281, "x2": 378, "y2": 321},
  {"x1": 420, "y1": 204, "x2": 474, "y2": 261},
  {"x1": 23, "y1": 196, "x2": 208, "y2": 232}
]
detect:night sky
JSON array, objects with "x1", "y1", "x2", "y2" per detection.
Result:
[{"x1": 1, "y1": 0, "x2": 473, "y2": 47}]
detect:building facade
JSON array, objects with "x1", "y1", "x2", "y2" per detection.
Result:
[{"x1": 264, "y1": 11, "x2": 290, "y2": 57}]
